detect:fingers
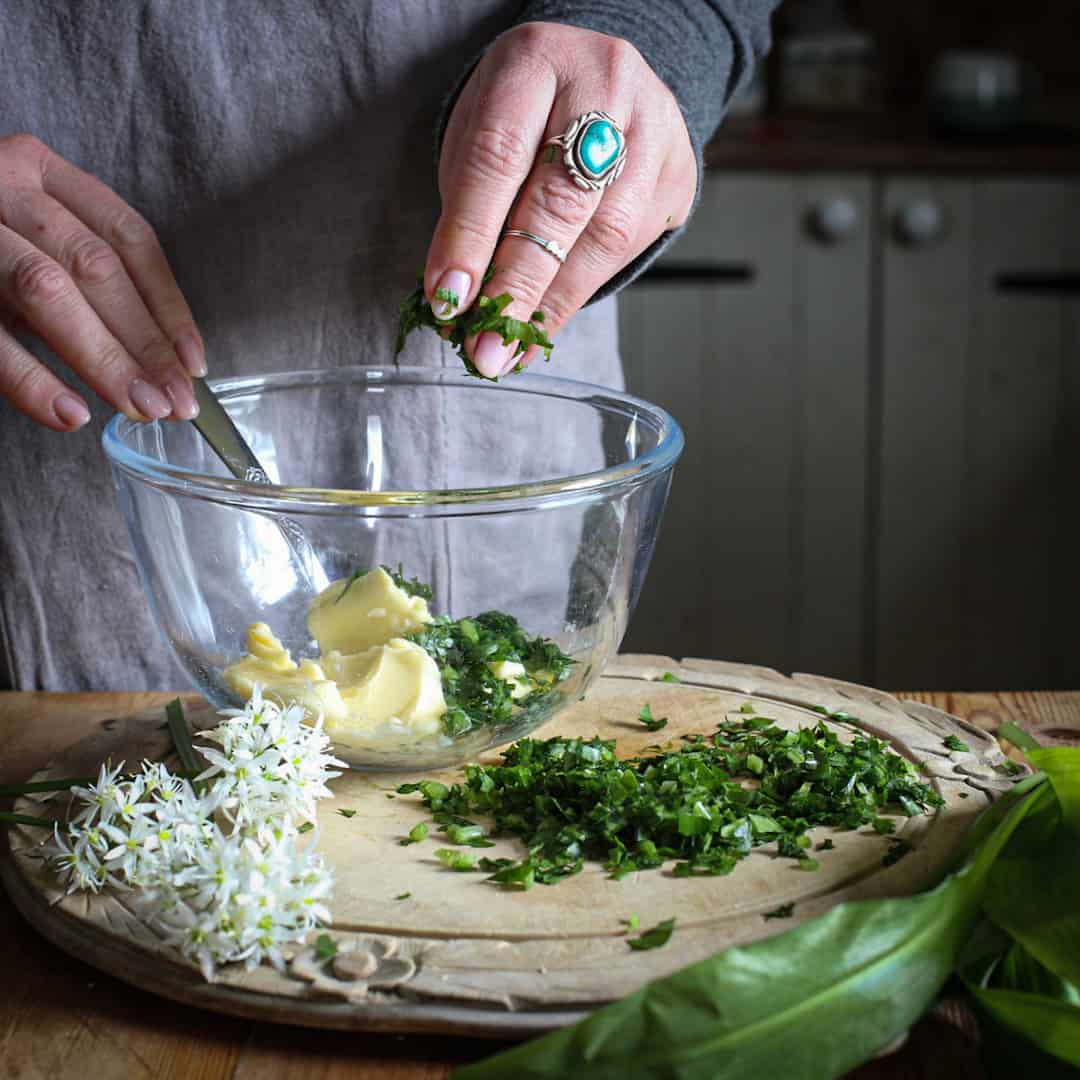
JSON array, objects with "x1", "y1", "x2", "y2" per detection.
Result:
[
  {"x1": 469, "y1": 101, "x2": 625, "y2": 377},
  {"x1": 0, "y1": 325, "x2": 91, "y2": 431},
  {"x1": 423, "y1": 39, "x2": 558, "y2": 321},
  {"x1": 41, "y1": 151, "x2": 207, "y2": 378},
  {"x1": 0, "y1": 222, "x2": 174, "y2": 422},
  {"x1": 422, "y1": 24, "x2": 702, "y2": 379},
  {"x1": 1, "y1": 191, "x2": 197, "y2": 419},
  {"x1": 536, "y1": 109, "x2": 693, "y2": 343}
]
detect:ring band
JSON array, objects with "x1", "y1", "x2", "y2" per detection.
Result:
[
  {"x1": 544, "y1": 110, "x2": 627, "y2": 191},
  {"x1": 503, "y1": 229, "x2": 568, "y2": 264}
]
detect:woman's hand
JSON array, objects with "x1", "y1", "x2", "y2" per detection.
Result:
[
  {"x1": 424, "y1": 22, "x2": 696, "y2": 378},
  {"x1": 0, "y1": 134, "x2": 205, "y2": 430}
]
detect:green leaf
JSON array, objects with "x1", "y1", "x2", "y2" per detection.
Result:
[
  {"x1": 396, "y1": 892, "x2": 412, "y2": 901},
  {"x1": 450, "y1": 782, "x2": 1043, "y2": 1080},
  {"x1": 297, "y1": 821, "x2": 315, "y2": 834},
  {"x1": 1028, "y1": 747, "x2": 1080, "y2": 834},
  {"x1": 435, "y1": 848, "x2": 478, "y2": 872},
  {"x1": 944, "y1": 735, "x2": 971, "y2": 752},
  {"x1": 336, "y1": 808, "x2": 357, "y2": 819},
  {"x1": 658, "y1": 672, "x2": 681, "y2": 684},
  {"x1": 981, "y1": 783, "x2": 1080, "y2": 988},
  {"x1": 627, "y1": 918, "x2": 675, "y2": 952},
  {"x1": 486, "y1": 859, "x2": 536, "y2": 890},
  {"x1": 444, "y1": 823, "x2": 495, "y2": 848},
  {"x1": 400, "y1": 822, "x2": 428, "y2": 846},
  {"x1": 638, "y1": 705, "x2": 668, "y2": 732},
  {"x1": 623, "y1": 914, "x2": 640, "y2": 932},
  {"x1": 997, "y1": 721, "x2": 1041, "y2": 753},
  {"x1": 969, "y1": 987, "x2": 1080, "y2": 1069},
  {"x1": 314, "y1": 934, "x2": 337, "y2": 961}
]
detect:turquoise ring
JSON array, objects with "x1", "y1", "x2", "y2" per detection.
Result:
[{"x1": 544, "y1": 110, "x2": 627, "y2": 192}]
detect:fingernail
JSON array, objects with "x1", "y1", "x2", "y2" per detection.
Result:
[
  {"x1": 433, "y1": 270, "x2": 471, "y2": 319},
  {"x1": 499, "y1": 349, "x2": 523, "y2": 377},
  {"x1": 473, "y1": 332, "x2": 515, "y2": 379},
  {"x1": 129, "y1": 377, "x2": 172, "y2": 420},
  {"x1": 175, "y1": 333, "x2": 207, "y2": 377},
  {"x1": 53, "y1": 393, "x2": 91, "y2": 430},
  {"x1": 164, "y1": 375, "x2": 199, "y2": 420}
]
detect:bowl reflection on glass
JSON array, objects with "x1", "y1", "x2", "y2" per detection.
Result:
[{"x1": 102, "y1": 366, "x2": 683, "y2": 768}]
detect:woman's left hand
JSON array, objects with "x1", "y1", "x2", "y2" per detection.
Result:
[{"x1": 424, "y1": 21, "x2": 696, "y2": 378}]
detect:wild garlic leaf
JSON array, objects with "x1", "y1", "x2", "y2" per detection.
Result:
[
  {"x1": 453, "y1": 783, "x2": 1047, "y2": 1080},
  {"x1": 627, "y1": 918, "x2": 675, "y2": 951}
]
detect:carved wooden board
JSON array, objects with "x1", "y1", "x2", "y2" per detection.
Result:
[{"x1": 2, "y1": 656, "x2": 1023, "y2": 1038}]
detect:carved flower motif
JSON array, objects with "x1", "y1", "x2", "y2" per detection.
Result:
[{"x1": 291, "y1": 936, "x2": 417, "y2": 1000}]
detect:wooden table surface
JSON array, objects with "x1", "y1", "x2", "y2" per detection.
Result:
[{"x1": 3, "y1": 688, "x2": 1077, "y2": 1080}]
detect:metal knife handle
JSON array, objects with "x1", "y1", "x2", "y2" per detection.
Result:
[
  {"x1": 191, "y1": 378, "x2": 271, "y2": 482},
  {"x1": 190, "y1": 378, "x2": 329, "y2": 593}
]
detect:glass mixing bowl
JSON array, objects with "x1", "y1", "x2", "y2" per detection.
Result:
[{"x1": 102, "y1": 366, "x2": 683, "y2": 768}]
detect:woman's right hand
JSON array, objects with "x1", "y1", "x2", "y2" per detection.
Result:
[{"x1": 0, "y1": 133, "x2": 205, "y2": 431}]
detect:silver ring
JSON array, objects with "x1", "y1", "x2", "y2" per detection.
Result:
[
  {"x1": 502, "y1": 228, "x2": 568, "y2": 264},
  {"x1": 544, "y1": 110, "x2": 627, "y2": 191}
]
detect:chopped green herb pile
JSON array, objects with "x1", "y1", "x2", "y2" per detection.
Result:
[
  {"x1": 628, "y1": 918, "x2": 676, "y2": 951},
  {"x1": 397, "y1": 715, "x2": 944, "y2": 886},
  {"x1": 407, "y1": 612, "x2": 573, "y2": 738},
  {"x1": 944, "y1": 734, "x2": 972, "y2": 753},
  {"x1": 396, "y1": 266, "x2": 553, "y2": 380}
]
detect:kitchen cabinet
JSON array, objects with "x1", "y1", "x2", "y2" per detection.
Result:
[
  {"x1": 878, "y1": 178, "x2": 1080, "y2": 690},
  {"x1": 619, "y1": 172, "x2": 1079, "y2": 690}
]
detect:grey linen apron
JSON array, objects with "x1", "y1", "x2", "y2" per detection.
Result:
[{"x1": 0, "y1": 1, "x2": 623, "y2": 690}]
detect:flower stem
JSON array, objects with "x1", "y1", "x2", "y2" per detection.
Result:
[
  {"x1": 165, "y1": 698, "x2": 203, "y2": 786},
  {"x1": 0, "y1": 777, "x2": 94, "y2": 797},
  {"x1": 0, "y1": 811, "x2": 54, "y2": 828}
]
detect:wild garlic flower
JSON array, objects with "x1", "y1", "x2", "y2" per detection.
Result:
[
  {"x1": 202, "y1": 688, "x2": 344, "y2": 830},
  {"x1": 45, "y1": 688, "x2": 339, "y2": 980}
]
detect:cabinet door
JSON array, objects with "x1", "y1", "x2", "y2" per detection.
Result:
[
  {"x1": 877, "y1": 178, "x2": 1080, "y2": 689},
  {"x1": 619, "y1": 173, "x2": 872, "y2": 679}
]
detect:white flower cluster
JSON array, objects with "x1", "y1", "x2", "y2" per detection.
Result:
[{"x1": 48, "y1": 689, "x2": 344, "y2": 981}]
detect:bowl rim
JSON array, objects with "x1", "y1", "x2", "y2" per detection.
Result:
[{"x1": 101, "y1": 366, "x2": 684, "y2": 512}]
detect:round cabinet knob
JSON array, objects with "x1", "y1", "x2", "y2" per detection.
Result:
[
  {"x1": 809, "y1": 197, "x2": 859, "y2": 243},
  {"x1": 894, "y1": 200, "x2": 946, "y2": 246}
]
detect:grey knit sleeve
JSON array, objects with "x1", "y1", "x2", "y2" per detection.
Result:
[{"x1": 436, "y1": 1, "x2": 779, "y2": 302}]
